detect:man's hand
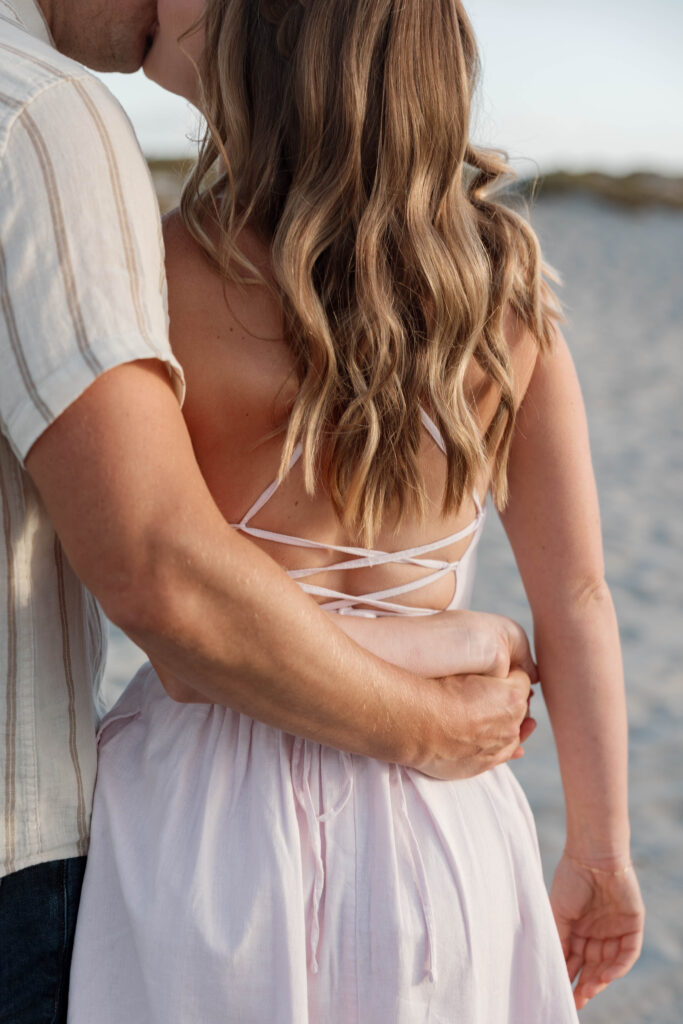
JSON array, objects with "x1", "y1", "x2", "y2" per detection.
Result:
[
  {"x1": 332, "y1": 609, "x2": 537, "y2": 776},
  {"x1": 416, "y1": 666, "x2": 534, "y2": 780}
]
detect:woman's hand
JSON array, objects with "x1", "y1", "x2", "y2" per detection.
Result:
[{"x1": 550, "y1": 852, "x2": 645, "y2": 1010}]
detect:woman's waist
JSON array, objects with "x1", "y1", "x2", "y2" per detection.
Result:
[{"x1": 98, "y1": 664, "x2": 516, "y2": 798}]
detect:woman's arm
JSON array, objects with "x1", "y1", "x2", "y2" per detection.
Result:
[
  {"x1": 500, "y1": 332, "x2": 644, "y2": 1007},
  {"x1": 332, "y1": 609, "x2": 536, "y2": 680}
]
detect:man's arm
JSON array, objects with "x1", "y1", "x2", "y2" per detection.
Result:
[{"x1": 26, "y1": 359, "x2": 531, "y2": 779}]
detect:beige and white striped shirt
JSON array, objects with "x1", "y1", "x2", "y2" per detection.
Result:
[{"x1": 0, "y1": 0, "x2": 185, "y2": 877}]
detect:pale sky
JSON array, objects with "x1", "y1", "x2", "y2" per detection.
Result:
[{"x1": 99, "y1": 0, "x2": 683, "y2": 174}]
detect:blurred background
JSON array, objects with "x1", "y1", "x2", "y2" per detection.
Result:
[{"x1": 98, "y1": 2, "x2": 683, "y2": 1021}]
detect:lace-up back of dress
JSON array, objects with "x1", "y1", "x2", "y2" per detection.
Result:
[{"x1": 230, "y1": 409, "x2": 486, "y2": 616}]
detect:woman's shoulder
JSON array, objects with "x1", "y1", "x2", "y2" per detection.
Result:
[
  {"x1": 162, "y1": 207, "x2": 274, "y2": 286},
  {"x1": 161, "y1": 209, "x2": 284, "y2": 362},
  {"x1": 504, "y1": 306, "x2": 541, "y2": 409},
  {"x1": 162, "y1": 207, "x2": 222, "y2": 299},
  {"x1": 161, "y1": 209, "x2": 295, "y2": 452},
  {"x1": 162, "y1": 208, "x2": 222, "y2": 324},
  {"x1": 463, "y1": 306, "x2": 541, "y2": 438}
]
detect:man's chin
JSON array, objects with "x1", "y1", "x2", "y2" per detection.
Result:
[
  {"x1": 116, "y1": 32, "x2": 157, "y2": 74},
  {"x1": 91, "y1": 24, "x2": 158, "y2": 75},
  {"x1": 82, "y1": 43, "x2": 148, "y2": 75}
]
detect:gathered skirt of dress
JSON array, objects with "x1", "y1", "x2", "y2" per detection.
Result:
[{"x1": 68, "y1": 663, "x2": 578, "y2": 1024}]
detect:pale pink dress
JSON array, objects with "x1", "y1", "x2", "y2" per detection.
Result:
[{"x1": 68, "y1": 412, "x2": 579, "y2": 1023}]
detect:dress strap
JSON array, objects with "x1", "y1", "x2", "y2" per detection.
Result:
[
  {"x1": 419, "y1": 408, "x2": 447, "y2": 455},
  {"x1": 237, "y1": 444, "x2": 303, "y2": 528},
  {"x1": 235, "y1": 510, "x2": 482, "y2": 564},
  {"x1": 229, "y1": 407, "x2": 486, "y2": 616},
  {"x1": 297, "y1": 562, "x2": 458, "y2": 613},
  {"x1": 420, "y1": 408, "x2": 483, "y2": 512},
  {"x1": 235, "y1": 407, "x2": 483, "y2": 532}
]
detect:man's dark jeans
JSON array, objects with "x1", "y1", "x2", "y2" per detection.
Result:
[{"x1": 0, "y1": 857, "x2": 87, "y2": 1024}]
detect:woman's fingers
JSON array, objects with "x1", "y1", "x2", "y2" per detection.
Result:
[
  {"x1": 575, "y1": 979, "x2": 609, "y2": 1010},
  {"x1": 569, "y1": 930, "x2": 644, "y2": 1008},
  {"x1": 519, "y1": 716, "x2": 537, "y2": 743},
  {"x1": 573, "y1": 955, "x2": 610, "y2": 1006},
  {"x1": 565, "y1": 952, "x2": 583, "y2": 984},
  {"x1": 599, "y1": 933, "x2": 643, "y2": 983},
  {"x1": 600, "y1": 959, "x2": 633, "y2": 983},
  {"x1": 565, "y1": 934, "x2": 586, "y2": 980},
  {"x1": 550, "y1": 858, "x2": 644, "y2": 1009},
  {"x1": 601, "y1": 938, "x2": 620, "y2": 963}
]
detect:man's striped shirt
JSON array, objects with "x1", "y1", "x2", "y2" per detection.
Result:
[{"x1": 0, "y1": 0, "x2": 184, "y2": 877}]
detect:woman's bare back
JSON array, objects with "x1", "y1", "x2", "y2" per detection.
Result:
[{"x1": 163, "y1": 211, "x2": 535, "y2": 613}]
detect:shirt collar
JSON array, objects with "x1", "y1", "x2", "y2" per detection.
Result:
[{"x1": 2, "y1": 0, "x2": 54, "y2": 47}]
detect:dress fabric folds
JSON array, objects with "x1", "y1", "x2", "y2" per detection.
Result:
[{"x1": 68, "y1": 661, "x2": 578, "y2": 1023}]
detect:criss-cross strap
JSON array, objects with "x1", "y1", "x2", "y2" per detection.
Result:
[
  {"x1": 419, "y1": 407, "x2": 446, "y2": 454},
  {"x1": 419, "y1": 408, "x2": 483, "y2": 514},
  {"x1": 236, "y1": 443, "x2": 304, "y2": 529},
  {"x1": 230, "y1": 409, "x2": 486, "y2": 615},
  {"x1": 297, "y1": 563, "x2": 459, "y2": 615},
  {"x1": 237, "y1": 510, "x2": 482, "y2": 568}
]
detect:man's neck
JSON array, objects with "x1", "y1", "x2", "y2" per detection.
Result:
[
  {"x1": 7, "y1": 0, "x2": 54, "y2": 45},
  {"x1": 33, "y1": 0, "x2": 54, "y2": 38}
]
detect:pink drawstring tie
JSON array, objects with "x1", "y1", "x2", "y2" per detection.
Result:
[
  {"x1": 291, "y1": 739, "x2": 435, "y2": 985},
  {"x1": 291, "y1": 737, "x2": 354, "y2": 974},
  {"x1": 241, "y1": 409, "x2": 473, "y2": 983},
  {"x1": 394, "y1": 766, "x2": 437, "y2": 984}
]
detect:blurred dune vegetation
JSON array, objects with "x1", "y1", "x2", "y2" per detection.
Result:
[
  {"x1": 147, "y1": 158, "x2": 683, "y2": 216},
  {"x1": 147, "y1": 158, "x2": 193, "y2": 214},
  {"x1": 530, "y1": 170, "x2": 683, "y2": 209}
]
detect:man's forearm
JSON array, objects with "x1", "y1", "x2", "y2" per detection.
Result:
[
  {"x1": 25, "y1": 361, "x2": 529, "y2": 780},
  {"x1": 113, "y1": 517, "x2": 441, "y2": 768},
  {"x1": 114, "y1": 522, "x2": 535, "y2": 780}
]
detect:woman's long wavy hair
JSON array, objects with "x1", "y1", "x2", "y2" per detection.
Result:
[{"x1": 181, "y1": 0, "x2": 561, "y2": 544}]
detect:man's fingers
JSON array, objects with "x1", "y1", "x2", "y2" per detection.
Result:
[
  {"x1": 497, "y1": 716, "x2": 537, "y2": 766},
  {"x1": 506, "y1": 666, "x2": 532, "y2": 697},
  {"x1": 506, "y1": 669, "x2": 533, "y2": 725},
  {"x1": 505, "y1": 620, "x2": 538, "y2": 682},
  {"x1": 522, "y1": 655, "x2": 538, "y2": 685}
]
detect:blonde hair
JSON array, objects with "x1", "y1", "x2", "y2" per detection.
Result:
[{"x1": 181, "y1": 0, "x2": 560, "y2": 544}]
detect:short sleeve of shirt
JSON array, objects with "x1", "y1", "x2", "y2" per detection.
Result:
[{"x1": 0, "y1": 72, "x2": 185, "y2": 463}]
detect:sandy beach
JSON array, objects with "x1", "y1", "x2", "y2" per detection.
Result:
[
  {"x1": 103, "y1": 192, "x2": 683, "y2": 1022},
  {"x1": 477, "y1": 194, "x2": 683, "y2": 1024}
]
